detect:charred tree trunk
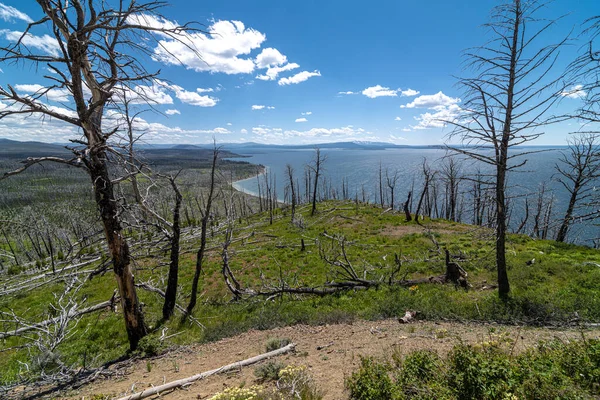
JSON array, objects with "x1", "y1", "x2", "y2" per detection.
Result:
[
  {"x1": 310, "y1": 148, "x2": 324, "y2": 216},
  {"x1": 444, "y1": 249, "x2": 469, "y2": 289},
  {"x1": 163, "y1": 177, "x2": 182, "y2": 320},
  {"x1": 187, "y1": 148, "x2": 218, "y2": 315},
  {"x1": 496, "y1": 151, "x2": 510, "y2": 298},
  {"x1": 89, "y1": 152, "x2": 147, "y2": 350},
  {"x1": 403, "y1": 191, "x2": 412, "y2": 222},
  {"x1": 286, "y1": 164, "x2": 296, "y2": 222}
]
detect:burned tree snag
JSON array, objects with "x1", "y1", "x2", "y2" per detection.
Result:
[
  {"x1": 187, "y1": 146, "x2": 219, "y2": 315},
  {"x1": 444, "y1": 249, "x2": 469, "y2": 289},
  {"x1": 403, "y1": 191, "x2": 413, "y2": 222},
  {"x1": 162, "y1": 176, "x2": 183, "y2": 320}
]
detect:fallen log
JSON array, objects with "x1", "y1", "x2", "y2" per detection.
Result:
[
  {"x1": 115, "y1": 343, "x2": 296, "y2": 400},
  {"x1": 0, "y1": 292, "x2": 117, "y2": 340},
  {"x1": 398, "y1": 310, "x2": 417, "y2": 323}
]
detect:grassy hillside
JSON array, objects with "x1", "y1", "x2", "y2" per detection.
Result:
[{"x1": 1, "y1": 200, "x2": 600, "y2": 387}]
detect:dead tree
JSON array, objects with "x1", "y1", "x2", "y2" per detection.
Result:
[
  {"x1": 378, "y1": 161, "x2": 385, "y2": 208},
  {"x1": 187, "y1": 146, "x2": 219, "y2": 315},
  {"x1": 554, "y1": 134, "x2": 600, "y2": 242},
  {"x1": 570, "y1": 15, "x2": 600, "y2": 127},
  {"x1": 385, "y1": 168, "x2": 399, "y2": 210},
  {"x1": 309, "y1": 148, "x2": 326, "y2": 216},
  {"x1": 162, "y1": 175, "x2": 183, "y2": 320},
  {"x1": 441, "y1": 157, "x2": 462, "y2": 222},
  {"x1": 415, "y1": 159, "x2": 436, "y2": 220},
  {"x1": 447, "y1": 0, "x2": 569, "y2": 298},
  {"x1": 444, "y1": 249, "x2": 470, "y2": 289},
  {"x1": 286, "y1": 164, "x2": 297, "y2": 222},
  {"x1": 117, "y1": 98, "x2": 183, "y2": 321},
  {"x1": 0, "y1": 0, "x2": 204, "y2": 349},
  {"x1": 532, "y1": 183, "x2": 555, "y2": 239},
  {"x1": 403, "y1": 191, "x2": 413, "y2": 222}
]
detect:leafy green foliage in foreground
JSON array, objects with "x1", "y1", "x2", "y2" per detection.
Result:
[
  {"x1": 346, "y1": 337, "x2": 600, "y2": 399},
  {"x1": 2, "y1": 201, "x2": 600, "y2": 386}
]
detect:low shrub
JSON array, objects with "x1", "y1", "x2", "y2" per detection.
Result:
[
  {"x1": 346, "y1": 357, "x2": 398, "y2": 400},
  {"x1": 265, "y1": 337, "x2": 291, "y2": 352},
  {"x1": 254, "y1": 361, "x2": 285, "y2": 382},
  {"x1": 345, "y1": 338, "x2": 600, "y2": 399}
]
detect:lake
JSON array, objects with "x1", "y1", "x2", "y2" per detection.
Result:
[{"x1": 229, "y1": 146, "x2": 598, "y2": 245}]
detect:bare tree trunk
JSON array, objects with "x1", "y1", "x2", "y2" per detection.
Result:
[
  {"x1": 403, "y1": 191, "x2": 412, "y2": 222},
  {"x1": 385, "y1": 168, "x2": 399, "y2": 210},
  {"x1": 89, "y1": 154, "x2": 147, "y2": 349},
  {"x1": 496, "y1": 164, "x2": 510, "y2": 298},
  {"x1": 286, "y1": 164, "x2": 296, "y2": 222},
  {"x1": 378, "y1": 162, "x2": 384, "y2": 208},
  {"x1": 310, "y1": 148, "x2": 324, "y2": 216},
  {"x1": 187, "y1": 147, "x2": 219, "y2": 315},
  {"x1": 163, "y1": 176, "x2": 182, "y2": 320}
]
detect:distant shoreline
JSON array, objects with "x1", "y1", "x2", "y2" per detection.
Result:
[
  {"x1": 231, "y1": 164, "x2": 287, "y2": 203},
  {"x1": 231, "y1": 164, "x2": 266, "y2": 199}
]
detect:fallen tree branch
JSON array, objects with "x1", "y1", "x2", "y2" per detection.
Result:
[
  {"x1": 0, "y1": 292, "x2": 118, "y2": 340},
  {"x1": 115, "y1": 343, "x2": 296, "y2": 400}
]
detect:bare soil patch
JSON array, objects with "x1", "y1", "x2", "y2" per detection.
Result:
[{"x1": 63, "y1": 319, "x2": 599, "y2": 400}]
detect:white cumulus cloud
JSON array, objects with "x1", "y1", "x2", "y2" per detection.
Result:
[
  {"x1": 400, "y1": 88, "x2": 420, "y2": 97},
  {"x1": 295, "y1": 117, "x2": 307, "y2": 122},
  {"x1": 302, "y1": 111, "x2": 312, "y2": 116},
  {"x1": 114, "y1": 82, "x2": 173, "y2": 105},
  {"x1": 14, "y1": 84, "x2": 70, "y2": 102},
  {"x1": 0, "y1": 3, "x2": 33, "y2": 23},
  {"x1": 256, "y1": 63, "x2": 299, "y2": 81},
  {"x1": 251, "y1": 105, "x2": 274, "y2": 110},
  {"x1": 338, "y1": 91, "x2": 357, "y2": 95},
  {"x1": 169, "y1": 84, "x2": 218, "y2": 107},
  {"x1": 401, "y1": 91, "x2": 460, "y2": 109},
  {"x1": 394, "y1": 116, "x2": 402, "y2": 121},
  {"x1": 362, "y1": 85, "x2": 398, "y2": 98},
  {"x1": 1, "y1": 31, "x2": 61, "y2": 57},
  {"x1": 412, "y1": 104, "x2": 461, "y2": 130},
  {"x1": 255, "y1": 47, "x2": 287, "y2": 68},
  {"x1": 278, "y1": 70, "x2": 321, "y2": 85},
  {"x1": 165, "y1": 109, "x2": 181, "y2": 115},
  {"x1": 149, "y1": 19, "x2": 266, "y2": 74},
  {"x1": 249, "y1": 125, "x2": 371, "y2": 143}
]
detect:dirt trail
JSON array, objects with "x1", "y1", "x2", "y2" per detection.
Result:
[{"x1": 65, "y1": 319, "x2": 599, "y2": 400}]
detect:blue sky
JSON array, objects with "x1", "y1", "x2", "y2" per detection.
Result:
[{"x1": 0, "y1": 0, "x2": 597, "y2": 145}]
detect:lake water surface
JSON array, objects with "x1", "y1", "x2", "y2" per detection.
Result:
[{"x1": 229, "y1": 146, "x2": 598, "y2": 245}]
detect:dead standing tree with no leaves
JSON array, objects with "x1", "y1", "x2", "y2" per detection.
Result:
[
  {"x1": 447, "y1": 0, "x2": 569, "y2": 298},
  {"x1": 0, "y1": 0, "x2": 205, "y2": 350}
]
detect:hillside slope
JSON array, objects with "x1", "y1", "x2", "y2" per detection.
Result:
[{"x1": 65, "y1": 319, "x2": 599, "y2": 400}]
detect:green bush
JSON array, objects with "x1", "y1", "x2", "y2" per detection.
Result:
[
  {"x1": 135, "y1": 335, "x2": 164, "y2": 357},
  {"x1": 345, "y1": 338, "x2": 600, "y2": 400},
  {"x1": 447, "y1": 343, "x2": 512, "y2": 399},
  {"x1": 254, "y1": 361, "x2": 285, "y2": 382},
  {"x1": 346, "y1": 357, "x2": 398, "y2": 400},
  {"x1": 265, "y1": 337, "x2": 291, "y2": 352}
]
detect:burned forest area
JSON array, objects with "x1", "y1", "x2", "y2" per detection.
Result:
[{"x1": 1, "y1": 0, "x2": 600, "y2": 399}]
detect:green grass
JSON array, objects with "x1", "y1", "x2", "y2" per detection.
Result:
[{"x1": 1, "y1": 200, "x2": 600, "y2": 386}]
